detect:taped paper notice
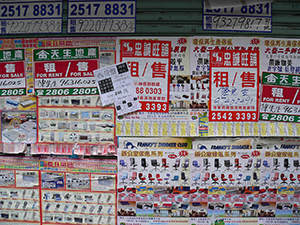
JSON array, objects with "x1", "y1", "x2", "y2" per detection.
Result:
[{"x1": 94, "y1": 62, "x2": 140, "y2": 115}]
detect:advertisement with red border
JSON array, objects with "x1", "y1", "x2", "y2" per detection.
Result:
[
  {"x1": 260, "y1": 72, "x2": 300, "y2": 123},
  {"x1": 120, "y1": 39, "x2": 171, "y2": 113},
  {"x1": 209, "y1": 49, "x2": 259, "y2": 122}
]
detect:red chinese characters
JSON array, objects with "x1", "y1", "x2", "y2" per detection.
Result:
[
  {"x1": 209, "y1": 50, "x2": 260, "y2": 122},
  {"x1": 120, "y1": 39, "x2": 171, "y2": 113}
]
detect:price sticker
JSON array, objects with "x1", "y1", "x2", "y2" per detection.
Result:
[
  {"x1": 67, "y1": 0, "x2": 136, "y2": 33},
  {"x1": 0, "y1": 0, "x2": 62, "y2": 34},
  {"x1": 203, "y1": 2, "x2": 272, "y2": 32}
]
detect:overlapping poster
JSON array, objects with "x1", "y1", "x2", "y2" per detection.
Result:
[
  {"x1": 260, "y1": 72, "x2": 300, "y2": 123},
  {"x1": 117, "y1": 148, "x2": 191, "y2": 218},
  {"x1": 94, "y1": 62, "x2": 140, "y2": 115},
  {"x1": 0, "y1": 49, "x2": 26, "y2": 96},
  {"x1": 261, "y1": 38, "x2": 300, "y2": 75},
  {"x1": 33, "y1": 46, "x2": 100, "y2": 96},
  {"x1": 0, "y1": 156, "x2": 117, "y2": 224},
  {"x1": 209, "y1": 49, "x2": 259, "y2": 122},
  {"x1": 119, "y1": 39, "x2": 171, "y2": 113}
]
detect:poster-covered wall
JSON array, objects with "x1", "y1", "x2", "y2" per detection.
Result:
[
  {"x1": 116, "y1": 137, "x2": 300, "y2": 224},
  {"x1": 0, "y1": 156, "x2": 117, "y2": 224},
  {"x1": 0, "y1": 35, "x2": 299, "y2": 225}
]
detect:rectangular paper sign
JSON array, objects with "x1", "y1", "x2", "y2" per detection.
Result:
[
  {"x1": 94, "y1": 61, "x2": 140, "y2": 115},
  {"x1": 209, "y1": 50, "x2": 259, "y2": 122},
  {"x1": 260, "y1": 72, "x2": 300, "y2": 123},
  {"x1": 120, "y1": 39, "x2": 171, "y2": 113}
]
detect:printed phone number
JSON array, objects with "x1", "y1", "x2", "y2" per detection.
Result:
[
  {"x1": 136, "y1": 87, "x2": 162, "y2": 95},
  {"x1": 143, "y1": 103, "x2": 168, "y2": 112},
  {"x1": 68, "y1": 18, "x2": 134, "y2": 33},
  {"x1": 69, "y1": 2, "x2": 135, "y2": 17},
  {"x1": 260, "y1": 113, "x2": 300, "y2": 123},
  {"x1": 2, "y1": 19, "x2": 61, "y2": 34},
  {"x1": 204, "y1": 3, "x2": 271, "y2": 16},
  {"x1": 0, "y1": 88, "x2": 25, "y2": 96},
  {"x1": 204, "y1": 16, "x2": 271, "y2": 32},
  {"x1": 35, "y1": 88, "x2": 98, "y2": 96},
  {"x1": 210, "y1": 112, "x2": 257, "y2": 121},
  {"x1": 0, "y1": 3, "x2": 61, "y2": 18}
]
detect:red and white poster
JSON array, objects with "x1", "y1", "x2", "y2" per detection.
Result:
[
  {"x1": 33, "y1": 47, "x2": 99, "y2": 96},
  {"x1": 260, "y1": 72, "x2": 300, "y2": 123},
  {"x1": 120, "y1": 39, "x2": 171, "y2": 113},
  {"x1": 0, "y1": 49, "x2": 26, "y2": 96},
  {"x1": 209, "y1": 50, "x2": 259, "y2": 122}
]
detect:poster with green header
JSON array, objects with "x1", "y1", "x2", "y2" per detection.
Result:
[{"x1": 33, "y1": 47, "x2": 100, "y2": 96}]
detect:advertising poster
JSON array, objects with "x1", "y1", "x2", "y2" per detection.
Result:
[
  {"x1": 260, "y1": 72, "x2": 300, "y2": 123},
  {"x1": 94, "y1": 62, "x2": 140, "y2": 115},
  {"x1": 119, "y1": 39, "x2": 171, "y2": 113},
  {"x1": 37, "y1": 36, "x2": 116, "y2": 68},
  {"x1": 167, "y1": 37, "x2": 190, "y2": 76},
  {"x1": 190, "y1": 37, "x2": 260, "y2": 107},
  {"x1": 118, "y1": 137, "x2": 192, "y2": 149},
  {"x1": 0, "y1": 157, "x2": 40, "y2": 223},
  {"x1": 0, "y1": 49, "x2": 26, "y2": 96},
  {"x1": 1, "y1": 110, "x2": 37, "y2": 143},
  {"x1": 166, "y1": 37, "x2": 192, "y2": 110},
  {"x1": 116, "y1": 36, "x2": 190, "y2": 95},
  {"x1": 260, "y1": 149, "x2": 300, "y2": 217},
  {"x1": 117, "y1": 148, "x2": 265, "y2": 221},
  {"x1": 0, "y1": 156, "x2": 117, "y2": 224},
  {"x1": 190, "y1": 148, "x2": 261, "y2": 187},
  {"x1": 190, "y1": 37, "x2": 261, "y2": 136},
  {"x1": 117, "y1": 148, "x2": 191, "y2": 218},
  {"x1": 35, "y1": 36, "x2": 117, "y2": 110},
  {"x1": 202, "y1": 2, "x2": 272, "y2": 33},
  {"x1": 116, "y1": 36, "x2": 190, "y2": 110},
  {"x1": 209, "y1": 49, "x2": 259, "y2": 122},
  {"x1": 38, "y1": 106, "x2": 115, "y2": 145},
  {"x1": 261, "y1": 38, "x2": 300, "y2": 75},
  {"x1": 190, "y1": 149, "x2": 261, "y2": 218},
  {"x1": 33, "y1": 46, "x2": 100, "y2": 97},
  {"x1": 40, "y1": 158, "x2": 117, "y2": 225},
  {"x1": 0, "y1": 38, "x2": 39, "y2": 142}
]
